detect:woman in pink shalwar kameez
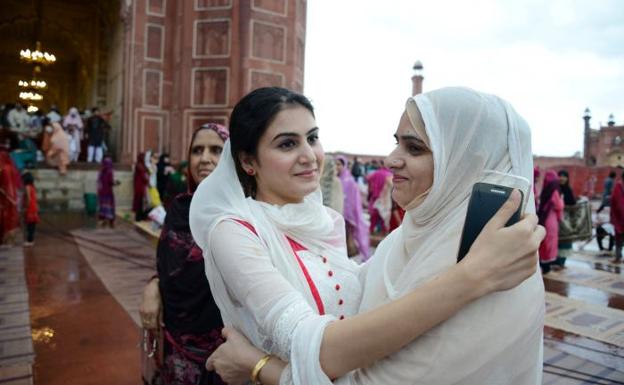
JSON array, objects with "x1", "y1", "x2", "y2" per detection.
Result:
[
  {"x1": 537, "y1": 170, "x2": 564, "y2": 274},
  {"x1": 367, "y1": 167, "x2": 392, "y2": 234}
]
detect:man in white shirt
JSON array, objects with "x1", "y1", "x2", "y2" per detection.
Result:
[{"x1": 7, "y1": 104, "x2": 31, "y2": 138}]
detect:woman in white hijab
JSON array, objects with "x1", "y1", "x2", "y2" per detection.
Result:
[
  {"x1": 62, "y1": 107, "x2": 83, "y2": 162},
  {"x1": 190, "y1": 87, "x2": 544, "y2": 385},
  {"x1": 347, "y1": 87, "x2": 545, "y2": 384}
]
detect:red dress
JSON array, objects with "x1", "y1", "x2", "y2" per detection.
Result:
[
  {"x1": 0, "y1": 153, "x2": 20, "y2": 239},
  {"x1": 610, "y1": 181, "x2": 624, "y2": 235},
  {"x1": 25, "y1": 185, "x2": 40, "y2": 224}
]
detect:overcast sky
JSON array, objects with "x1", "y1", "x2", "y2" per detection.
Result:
[{"x1": 303, "y1": 0, "x2": 624, "y2": 157}]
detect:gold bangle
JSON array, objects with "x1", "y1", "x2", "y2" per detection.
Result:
[{"x1": 250, "y1": 354, "x2": 272, "y2": 385}]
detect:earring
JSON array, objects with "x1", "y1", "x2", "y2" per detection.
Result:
[{"x1": 246, "y1": 169, "x2": 255, "y2": 175}]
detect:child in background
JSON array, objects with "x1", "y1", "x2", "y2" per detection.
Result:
[{"x1": 22, "y1": 172, "x2": 39, "y2": 247}]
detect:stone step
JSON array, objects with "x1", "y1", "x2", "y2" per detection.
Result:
[{"x1": 30, "y1": 167, "x2": 134, "y2": 212}]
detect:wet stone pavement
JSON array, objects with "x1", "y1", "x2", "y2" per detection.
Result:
[
  {"x1": 1, "y1": 212, "x2": 623, "y2": 384},
  {"x1": 22, "y1": 213, "x2": 142, "y2": 385}
]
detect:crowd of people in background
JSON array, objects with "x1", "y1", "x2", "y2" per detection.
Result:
[
  {"x1": 2, "y1": 87, "x2": 623, "y2": 385},
  {"x1": 0, "y1": 101, "x2": 113, "y2": 248},
  {"x1": 535, "y1": 166, "x2": 624, "y2": 273},
  {"x1": 0, "y1": 103, "x2": 111, "y2": 175},
  {"x1": 2, "y1": 97, "x2": 624, "y2": 271},
  {"x1": 126, "y1": 141, "x2": 408, "y2": 263}
]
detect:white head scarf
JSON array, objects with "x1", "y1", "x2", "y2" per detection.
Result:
[
  {"x1": 62, "y1": 107, "x2": 83, "y2": 129},
  {"x1": 355, "y1": 87, "x2": 544, "y2": 385},
  {"x1": 189, "y1": 139, "x2": 354, "y2": 381}
]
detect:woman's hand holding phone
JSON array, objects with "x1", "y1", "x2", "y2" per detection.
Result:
[{"x1": 459, "y1": 189, "x2": 545, "y2": 295}]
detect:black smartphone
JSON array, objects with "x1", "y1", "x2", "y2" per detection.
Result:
[{"x1": 456, "y1": 182, "x2": 524, "y2": 262}]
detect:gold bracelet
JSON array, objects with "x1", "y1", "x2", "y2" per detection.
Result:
[{"x1": 250, "y1": 354, "x2": 272, "y2": 385}]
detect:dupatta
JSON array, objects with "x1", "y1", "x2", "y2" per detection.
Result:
[
  {"x1": 189, "y1": 140, "x2": 356, "y2": 384},
  {"x1": 352, "y1": 87, "x2": 544, "y2": 385}
]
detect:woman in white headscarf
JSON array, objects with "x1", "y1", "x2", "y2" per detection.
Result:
[
  {"x1": 62, "y1": 107, "x2": 83, "y2": 162},
  {"x1": 190, "y1": 87, "x2": 544, "y2": 385},
  {"x1": 346, "y1": 87, "x2": 545, "y2": 384}
]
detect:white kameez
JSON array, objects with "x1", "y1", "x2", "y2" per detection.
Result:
[
  {"x1": 190, "y1": 140, "x2": 363, "y2": 385},
  {"x1": 340, "y1": 87, "x2": 544, "y2": 385}
]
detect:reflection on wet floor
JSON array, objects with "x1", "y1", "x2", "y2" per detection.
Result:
[
  {"x1": 31, "y1": 327, "x2": 55, "y2": 344},
  {"x1": 541, "y1": 239, "x2": 624, "y2": 382},
  {"x1": 10, "y1": 212, "x2": 624, "y2": 384},
  {"x1": 546, "y1": 279, "x2": 616, "y2": 308},
  {"x1": 23, "y1": 213, "x2": 140, "y2": 385}
]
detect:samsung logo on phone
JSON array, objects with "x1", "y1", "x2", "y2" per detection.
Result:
[{"x1": 489, "y1": 188, "x2": 507, "y2": 195}]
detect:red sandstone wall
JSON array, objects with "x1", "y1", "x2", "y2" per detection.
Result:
[
  {"x1": 121, "y1": 0, "x2": 306, "y2": 163},
  {"x1": 535, "y1": 165, "x2": 621, "y2": 199}
]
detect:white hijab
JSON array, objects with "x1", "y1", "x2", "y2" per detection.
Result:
[
  {"x1": 353, "y1": 87, "x2": 544, "y2": 385},
  {"x1": 189, "y1": 139, "x2": 354, "y2": 382}
]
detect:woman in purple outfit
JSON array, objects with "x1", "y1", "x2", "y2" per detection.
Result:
[{"x1": 335, "y1": 155, "x2": 370, "y2": 259}]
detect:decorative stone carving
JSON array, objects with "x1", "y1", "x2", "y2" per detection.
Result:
[
  {"x1": 147, "y1": 0, "x2": 165, "y2": 16},
  {"x1": 250, "y1": 70, "x2": 284, "y2": 91},
  {"x1": 195, "y1": 20, "x2": 230, "y2": 57},
  {"x1": 146, "y1": 25, "x2": 163, "y2": 60},
  {"x1": 196, "y1": 0, "x2": 231, "y2": 10},
  {"x1": 143, "y1": 117, "x2": 161, "y2": 152},
  {"x1": 144, "y1": 70, "x2": 161, "y2": 107},
  {"x1": 252, "y1": 21, "x2": 285, "y2": 62},
  {"x1": 253, "y1": 0, "x2": 287, "y2": 15},
  {"x1": 193, "y1": 69, "x2": 228, "y2": 106}
]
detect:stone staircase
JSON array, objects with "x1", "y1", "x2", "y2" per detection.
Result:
[{"x1": 33, "y1": 166, "x2": 133, "y2": 212}]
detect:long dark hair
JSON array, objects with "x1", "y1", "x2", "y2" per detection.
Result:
[
  {"x1": 229, "y1": 87, "x2": 315, "y2": 197},
  {"x1": 558, "y1": 169, "x2": 576, "y2": 205},
  {"x1": 22, "y1": 172, "x2": 34, "y2": 186}
]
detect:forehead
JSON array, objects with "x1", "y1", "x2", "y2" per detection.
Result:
[
  {"x1": 263, "y1": 106, "x2": 316, "y2": 137},
  {"x1": 396, "y1": 106, "x2": 429, "y2": 145},
  {"x1": 396, "y1": 111, "x2": 419, "y2": 137},
  {"x1": 192, "y1": 129, "x2": 223, "y2": 146}
]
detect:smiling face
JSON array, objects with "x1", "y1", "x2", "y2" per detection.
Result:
[
  {"x1": 385, "y1": 109, "x2": 434, "y2": 209},
  {"x1": 241, "y1": 106, "x2": 324, "y2": 205},
  {"x1": 189, "y1": 128, "x2": 225, "y2": 184}
]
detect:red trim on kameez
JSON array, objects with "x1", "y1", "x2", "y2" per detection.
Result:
[
  {"x1": 231, "y1": 219, "x2": 326, "y2": 316},
  {"x1": 286, "y1": 236, "x2": 326, "y2": 316}
]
